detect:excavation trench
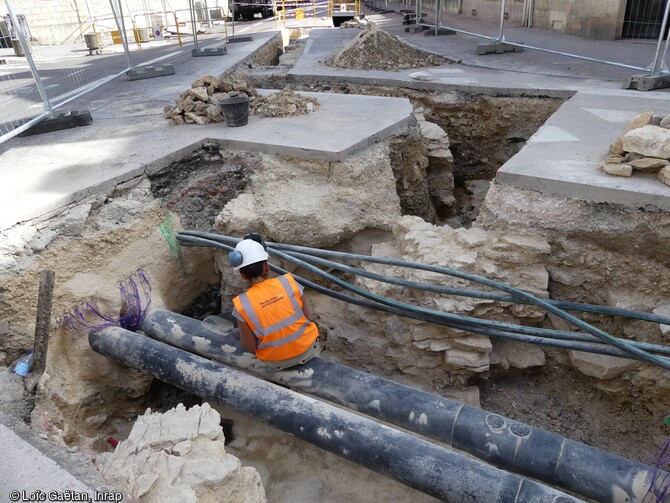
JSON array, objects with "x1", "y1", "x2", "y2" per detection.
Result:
[{"x1": 1, "y1": 75, "x2": 669, "y2": 502}]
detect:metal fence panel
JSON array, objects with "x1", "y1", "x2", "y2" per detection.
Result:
[{"x1": 0, "y1": 0, "x2": 231, "y2": 143}]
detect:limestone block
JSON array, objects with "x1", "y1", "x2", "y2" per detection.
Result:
[
  {"x1": 0, "y1": 255, "x2": 20, "y2": 275},
  {"x1": 217, "y1": 81, "x2": 234, "y2": 92},
  {"x1": 630, "y1": 157, "x2": 668, "y2": 172},
  {"x1": 632, "y1": 367, "x2": 670, "y2": 390},
  {"x1": 652, "y1": 304, "x2": 670, "y2": 339},
  {"x1": 605, "y1": 154, "x2": 625, "y2": 164},
  {"x1": 188, "y1": 86, "x2": 209, "y2": 102},
  {"x1": 599, "y1": 162, "x2": 632, "y2": 177},
  {"x1": 622, "y1": 125, "x2": 670, "y2": 159},
  {"x1": 180, "y1": 97, "x2": 196, "y2": 113},
  {"x1": 660, "y1": 113, "x2": 670, "y2": 129},
  {"x1": 201, "y1": 75, "x2": 220, "y2": 85},
  {"x1": 569, "y1": 351, "x2": 638, "y2": 379},
  {"x1": 490, "y1": 340, "x2": 545, "y2": 369},
  {"x1": 184, "y1": 112, "x2": 211, "y2": 125},
  {"x1": 195, "y1": 101, "x2": 210, "y2": 116},
  {"x1": 101, "y1": 404, "x2": 265, "y2": 503},
  {"x1": 606, "y1": 290, "x2": 654, "y2": 311},
  {"x1": 453, "y1": 335, "x2": 492, "y2": 353},
  {"x1": 209, "y1": 92, "x2": 230, "y2": 105},
  {"x1": 445, "y1": 349, "x2": 489, "y2": 371},
  {"x1": 207, "y1": 104, "x2": 225, "y2": 123},
  {"x1": 216, "y1": 144, "x2": 400, "y2": 247},
  {"x1": 609, "y1": 111, "x2": 653, "y2": 155},
  {"x1": 659, "y1": 166, "x2": 670, "y2": 187},
  {"x1": 0, "y1": 224, "x2": 37, "y2": 254}
]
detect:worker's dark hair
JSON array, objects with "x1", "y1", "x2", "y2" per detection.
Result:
[{"x1": 240, "y1": 260, "x2": 266, "y2": 279}]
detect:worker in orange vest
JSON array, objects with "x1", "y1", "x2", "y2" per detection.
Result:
[{"x1": 229, "y1": 234, "x2": 320, "y2": 370}]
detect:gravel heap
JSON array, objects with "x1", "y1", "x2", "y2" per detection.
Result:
[
  {"x1": 326, "y1": 22, "x2": 446, "y2": 71},
  {"x1": 251, "y1": 88, "x2": 319, "y2": 118}
]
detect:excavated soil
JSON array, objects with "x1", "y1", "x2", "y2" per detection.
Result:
[
  {"x1": 251, "y1": 88, "x2": 319, "y2": 117},
  {"x1": 326, "y1": 22, "x2": 447, "y2": 71},
  {"x1": 148, "y1": 146, "x2": 251, "y2": 229}
]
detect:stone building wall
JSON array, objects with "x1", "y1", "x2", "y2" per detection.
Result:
[
  {"x1": 460, "y1": 0, "x2": 526, "y2": 26},
  {"x1": 419, "y1": 0, "x2": 627, "y2": 41},
  {"x1": 532, "y1": 0, "x2": 627, "y2": 40}
]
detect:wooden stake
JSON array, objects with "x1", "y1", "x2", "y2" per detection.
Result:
[{"x1": 33, "y1": 269, "x2": 55, "y2": 376}]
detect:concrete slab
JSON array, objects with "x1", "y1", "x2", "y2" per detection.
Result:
[
  {"x1": 496, "y1": 91, "x2": 670, "y2": 210},
  {"x1": 0, "y1": 423, "x2": 96, "y2": 499}
]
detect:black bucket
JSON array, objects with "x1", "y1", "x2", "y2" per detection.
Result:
[{"x1": 218, "y1": 96, "x2": 250, "y2": 127}]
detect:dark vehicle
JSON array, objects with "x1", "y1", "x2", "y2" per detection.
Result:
[{"x1": 230, "y1": 0, "x2": 274, "y2": 20}]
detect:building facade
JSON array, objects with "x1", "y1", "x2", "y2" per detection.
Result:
[{"x1": 435, "y1": 0, "x2": 665, "y2": 41}]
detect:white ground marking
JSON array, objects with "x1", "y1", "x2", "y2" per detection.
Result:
[
  {"x1": 582, "y1": 108, "x2": 642, "y2": 123},
  {"x1": 529, "y1": 125, "x2": 580, "y2": 143}
]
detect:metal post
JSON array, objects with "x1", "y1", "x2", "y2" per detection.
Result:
[
  {"x1": 5, "y1": 0, "x2": 54, "y2": 118},
  {"x1": 497, "y1": 0, "x2": 506, "y2": 41},
  {"x1": 434, "y1": 0, "x2": 441, "y2": 36},
  {"x1": 204, "y1": 0, "x2": 213, "y2": 27},
  {"x1": 108, "y1": 0, "x2": 133, "y2": 68},
  {"x1": 189, "y1": 0, "x2": 200, "y2": 51},
  {"x1": 82, "y1": 0, "x2": 100, "y2": 46},
  {"x1": 651, "y1": 0, "x2": 670, "y2": 74}
]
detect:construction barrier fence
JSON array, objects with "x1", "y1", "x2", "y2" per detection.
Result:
[
  {"x1": 392, "y1": 0, "x2": 670, "y2": 86},
  {"x1": 0, "y1": 0, "x2": 229, "y2": 144}
]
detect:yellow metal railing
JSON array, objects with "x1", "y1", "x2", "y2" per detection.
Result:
[
  {"x1": 275, "y1": 0, "x2": 318, "y2": 26},
  {"x1": 327, "y1": 0, "x2": 360, "y2": 17}
]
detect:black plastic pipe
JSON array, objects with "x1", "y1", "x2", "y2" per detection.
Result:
[
  {"x1": 142, "y1": 309, "x2": 670, "y2": 503},
  {"x1": 89, "y1": 326, "x2": 584, "y2": 503}
]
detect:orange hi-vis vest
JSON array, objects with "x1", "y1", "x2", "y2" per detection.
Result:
[{"x1": 232, "y1": 273, "x2": 318, "y2": 362}]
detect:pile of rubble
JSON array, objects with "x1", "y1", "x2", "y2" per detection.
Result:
[
  {"x1": 600, "y1": 111, "x2": 670, "y2": 186},
  {"x1": 164, "y1": 75, "x2": 258, "y2": 126},
  {"x1": 326, "y1": 22, "x2": 446, "y2": 71},
  {"x1": 100, "y1": 403, "x2": 266, "y2": 502},
  {"x1": 164, "y1": 77, "x2": 319, "y2": 124},
  {"x1": 251, "y1": 88, "x2": 319, "y2": 118}
]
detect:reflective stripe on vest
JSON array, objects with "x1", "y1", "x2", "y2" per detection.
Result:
[
  {"x1": 237, "y1": 275, "x2": 302, "y2": 338},
  {"x1": 236, "y1": 274, "x2": 316, "y2": 357}
]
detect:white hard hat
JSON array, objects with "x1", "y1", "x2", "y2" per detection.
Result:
[{"x1": 229, "y1": 239, "x2": 269, "y2": 271}]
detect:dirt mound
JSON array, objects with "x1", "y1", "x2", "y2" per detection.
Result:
[
  {"x1": 250, "y1": 88, "x2": 319, "y2": 118},
  {"x1": 326, "y1": 22, "x2": 446, "y2": 71}
]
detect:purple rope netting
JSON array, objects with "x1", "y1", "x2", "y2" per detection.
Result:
[{"x1": 59, "y1": 271, "x2": 152, "y2": 334}]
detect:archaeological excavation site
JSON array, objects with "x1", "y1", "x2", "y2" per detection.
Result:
[{"x1": 1, "y1": 19, "x2": 670, "y2": 503}]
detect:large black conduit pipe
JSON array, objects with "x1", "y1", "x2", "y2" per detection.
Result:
[
  {"x1": 90, "y1": 326, "x2": 584, "y2": 503},
  {"x1": 142, "y1": 309, "x2": 670, "y2": 503}
]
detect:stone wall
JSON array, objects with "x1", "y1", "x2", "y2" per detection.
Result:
[
  {"x1": 532, "y1": 0, "x2": 626, "y2": 39},
  {"x1": 478, "y1": 182, "x2": 670, "y2": 411}
]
